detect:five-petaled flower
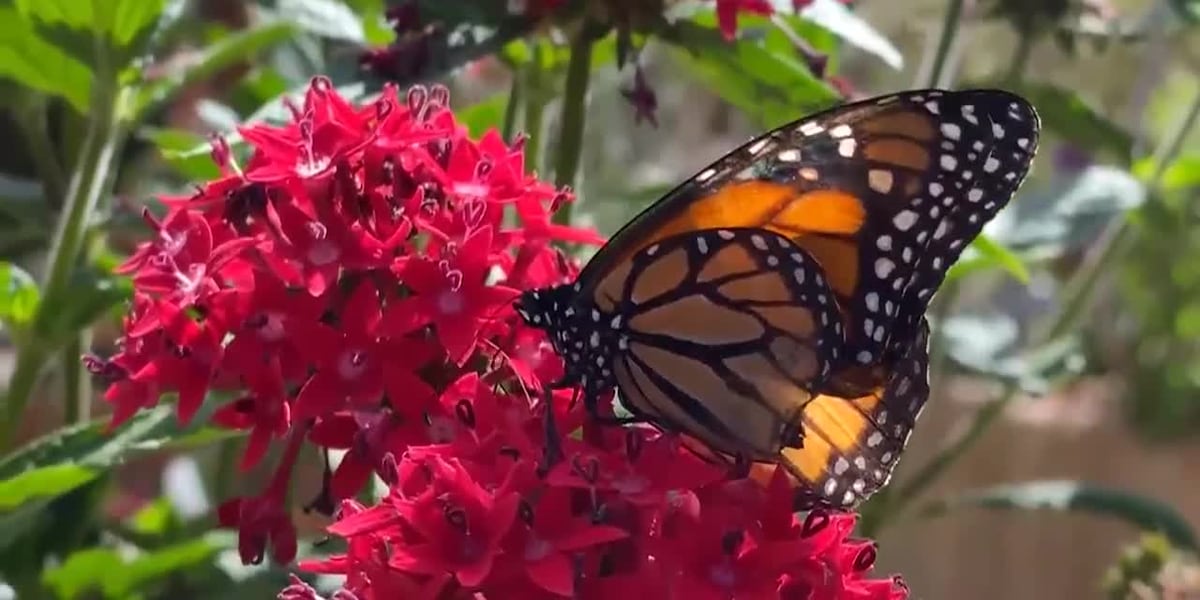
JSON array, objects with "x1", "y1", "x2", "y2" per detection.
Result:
[{"x1": 92, "y1": 77, "x2": 905, "y2": 600}]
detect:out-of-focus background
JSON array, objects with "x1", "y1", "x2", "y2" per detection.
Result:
[{"x1": 1, "y1": 0, "x2": 1198, "y2": 598}]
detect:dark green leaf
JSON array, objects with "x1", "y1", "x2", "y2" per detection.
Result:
[
  {"x1": 0, "y1": 261, "x2": 40, "y2": 340},
  {"x1": 664, "y1": 19, "x2": 840, "y2": 129},
  {"x1": 1003, "y1": 81, "x2": 1134, "y2": 164},
  {"x1": 1167, "y1": 0, "x2": 1199, "y2": 23},
  {"x1": 917, "y1": 480, "x2": 1199, "y2": 551},
  {"x1": 0, "y1": 7, "x2": 92, "y2": 113},
  {"x1": 134, "y1": 20, "x2": 298, "y2": 120},
  {"x1": 278, "y1": 0, "x2": 365, "y2": 42}
]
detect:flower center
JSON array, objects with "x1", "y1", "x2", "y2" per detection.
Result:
[
  {"x1": 338, "y1": 349, "x2": 369, "y2": 380},
  {"x1": 308, "y1": 241, "x2": 340, "y2": 266},
  {"x1": 525, "y1": 538, "x2": 552, "y2": 562},
  {"x1": 709, "y1": 559, "x2": 737, "y2": 589},
  {"x1": 257, "y1": 311, "x2": 286, "y2": 342},
  {"x1": 613, "y1": 474, "x2": 649, "y2": 496},
  {"x1": 437, "y1": 290, "x2": 465, "y2": 315}
]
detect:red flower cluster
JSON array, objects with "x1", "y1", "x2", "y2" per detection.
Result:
[{"x1": 90, "y1": 78, "x2": 906, "y2": 599}]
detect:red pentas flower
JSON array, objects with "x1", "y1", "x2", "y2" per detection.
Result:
[{"x1": 90, "y1": 77, "x2": 905, "y2": 600}]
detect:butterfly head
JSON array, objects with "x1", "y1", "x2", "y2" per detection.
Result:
[{"x1": 515, "y1": 283, "x2": 618, "y2": 391}]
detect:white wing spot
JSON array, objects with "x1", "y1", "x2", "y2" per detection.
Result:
[
  {"x1": 867, "y1": 431, "x2": 884, "y2": 447},
  {"x1": 830, "y1": 124, "x2": 853, "y2": 138},
  {"x1": 929, "y1": 182, "x2": 944, "y2": 197},
  {"x1": 838, "y1": 138, "x2": 857, "y2": 158},
  {"x1": 696, "y1": 237, "x2": 709, "y2": 254},
  {"x1": 893, "y1": 210, "x2": 919, "y2": 231},
  {"x1": 967, "y1": 188, "x2": 983, "y2": 202},
  {"x1": 868, "y1": 169, "x2": 894, "y2": 193},
  {"x1": 924, "y1": 100, "x2": 940, "y2": 114},
  {"x1": 865, "y1": 292, "x2": 880, "y2": 312},
  {"x1": 717, "y1": 229, "x2": 735, "y2": 240},
  {"x1": 875, "y1": 257, "x2": 896, "y2": 278},
  {"x1": 941, "y1": 122, "x2": 962, "y2": 140},
  {"x1": 940, "y1": 154, "x2": 958, "y2": 171},
  {"x1": 984, "y1": 156, "x2": 1000, "y2": 172},
  {"x1": 748, "y1": 138, "x2": 772, "y2": 155},
  {"x1": 857, "y1": 350, "x2": 873, "y2": 364},
  {"x1": 777, "y1": 149, "x2": 801, "y2": 162},
  {"x1": 799, "y1": 121, "x2": 825, "y2": 136},
  {"x1": 697, "y1": 168, "x2": 717, "y2": 182},
  {"x1": 877, "y1": 235, "x2": 893, "y2": 251}
]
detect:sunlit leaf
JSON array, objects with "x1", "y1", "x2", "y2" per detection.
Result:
[
  {"x1": 917, "y1": 480, "x2": 1199, "y2": 551},
  {"x1": 775, "y1": 0, "x2": 904, "y2": 69},
  {"x1": 0, "y1": 7, "x2": 92, "y2": 113},
  {"x1": 278, "y1": 0, "x2": 365, "y2": 42},
  {"x1": 1133, "y1": 153, "x2": 1200, "y2": 191},
  {"x1": 946, "y1": 234, "x2": 1030, "y2": 284},
  {"x1": 0, "y1": 262, "x2": 40, "y2": 343},
  {"x1": 0, "y1": 464, "x2": 95, "y2": 511}
]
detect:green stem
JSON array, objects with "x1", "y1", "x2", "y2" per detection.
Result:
[
  {"x1": 15, "y1": 95, "x2": 66, "y2": 206},
  {"x1": 522, "y1": 42, "x2": 547, "y2": 177},
  {"x1": 551, "y1": 23, "x2": 596, "y2": 226},
  {"x1": 1, "y1": 84, "x2": 125, "y2": 448},
  {"x1": 501, "y1": 70, "x2": 523, "y2": 143},
  {"x1": 62, "y1": 331, "x2": 92, "y2": 424},
  {"x1": 925, "y1": 0, "x2": 966, "y2": 88}
]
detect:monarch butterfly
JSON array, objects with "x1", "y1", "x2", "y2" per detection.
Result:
[{"x1": 514, "y1": 88, "x2": 1040, "y2": 509}]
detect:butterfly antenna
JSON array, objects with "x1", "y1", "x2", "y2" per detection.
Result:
[{"x1": 480, "y1": 338, "x2": 536, "y2": 408}]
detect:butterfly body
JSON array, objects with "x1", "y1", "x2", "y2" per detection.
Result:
[{"x1": 516, "y1": 88, "x2": 1040, "y2": 509}]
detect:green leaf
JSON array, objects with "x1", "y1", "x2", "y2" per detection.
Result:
[
  {"x1": 107, "y1": 0, "x2": 167, "y2": 49},
  {"x1": 458, "y1": 93, "x2": 508, "y2": 138},
  {"x1": 0, "y1": 261, "x2": 40, "y2": 341},
  {"x1": 278, "y1": 0, "x2": 365, "y2": 42},
  {"x1": 1003, "y1": 81, "x2": 1134, "y2": 164},
  {"x1": 0, "y1": 7, "x2": 93, "y2": 113},
  {"x1": 917, "y1": 480, "x2": 1199, "y2": 551},
  {"x1": 664, "y1": 19, "x2": 840, "y2": 129},
  {"x1": 134, "y1": 20, "x2": 298, "y2": 121},
  {"x1": 139, "y1": 127, "x2": 222, "y2": 180},
  {"x1": 1132, "y1": 153, "x2": 1200, "y2": 191},
  {"x1": 43, "y1": 534, "x2": 227, "y2": 599},
  {"x1": 945, "y1": 233, "x2": 1030, "y2": 284},
  {"x1": 0, "y1": 464, "x2": 94, "y2": 511},
  {"x1": 990, "y1": 165, "x2": 1147, "y2": 259}
]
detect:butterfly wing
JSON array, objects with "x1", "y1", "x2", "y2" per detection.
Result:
[
  {"x1": 606, "y1": 227, "x2": 844, "y2": 461},
  {"x1": 581, "y1": 88, "x2": 1039, "y2": 381},
  {"x1": 779, "y1": 317, "x2": 931, "y2": 509}
]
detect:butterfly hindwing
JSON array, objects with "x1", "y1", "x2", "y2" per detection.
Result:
[
  {"x1": 781, "y1": 317, "x2": 931, "y2": 509},
  {"x1": 607, "y1": 227, "x2": 843, "y2": 461}
]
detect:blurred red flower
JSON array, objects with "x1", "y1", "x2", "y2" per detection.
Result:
[{"x1": 91, "y1": 77, "x2": 905, "y2": 599}]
